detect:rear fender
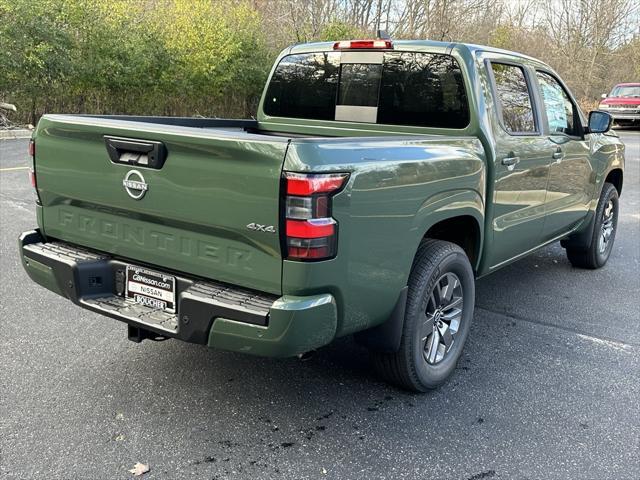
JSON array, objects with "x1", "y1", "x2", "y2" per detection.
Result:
[
  {"x1": 357, "y1": 189, "x2": 484, "y2": 353},
  {"x1": 411, "y1": 189, "x2": 485, "y2": 271}
]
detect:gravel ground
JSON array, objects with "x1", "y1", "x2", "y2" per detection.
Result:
[{"x1": 1, "y1": 131, "x2": 639, "y2": 480}]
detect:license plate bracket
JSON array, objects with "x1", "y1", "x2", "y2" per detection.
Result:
[{"x1": 125, "y1": 265, "x2": 176, "y2": 313}]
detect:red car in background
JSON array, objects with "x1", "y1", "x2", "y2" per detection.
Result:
[{"x1": 599, "y1": 82, "x2": 640, "y2": 127}]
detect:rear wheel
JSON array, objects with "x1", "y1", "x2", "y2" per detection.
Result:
[
  {"x1": 371, "y1": 240, "x2": 475, "y2": 392},
  {"x1": 566, "y1": 182, "x2": 619, "y2": 269}
]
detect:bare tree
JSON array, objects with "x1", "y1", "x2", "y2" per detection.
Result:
[
  {"x1": 253, "y1": 0, "x2": 639, "y2": 102},
  {"x1": 543, "y1": 0, "x2": 639, "y2": 98}
]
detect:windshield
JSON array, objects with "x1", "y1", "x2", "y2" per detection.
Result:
[
  {"x1": 609, "y1": 85, "x2": 640, "y2": 98},
  {"x1": 263, "y1": 51, "x2": 470, "y2": 129}
]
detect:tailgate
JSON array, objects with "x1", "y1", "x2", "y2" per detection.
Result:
[{"x1": 34, "y1": 115, "x2": 288, "y2": 294}]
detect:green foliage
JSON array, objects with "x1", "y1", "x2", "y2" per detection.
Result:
[
  {"x1": 489, "y1": 26, "x2": 514, "y2": 50},
  {"x1": 0, "y1": 0, "x2": 74, "y2": 114},
  {"x1": 318, "y1": 21, "x2": 366, "y2": 42},
  {"x1": 0, "y1": 0, "x2": 272, "y2": 123},
  {"x1": 1, "y1": 0, "x2": 637, "y2": 124}
]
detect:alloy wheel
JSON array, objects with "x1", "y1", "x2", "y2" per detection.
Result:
[
  {"x1": 421, "y1": 272, "x2": 464, "y2": 365},
  {"x1": 598, "y1": 199, "x2": 615, "y2": 254}
]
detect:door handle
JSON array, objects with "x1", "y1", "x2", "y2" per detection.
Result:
[
  {"x1": 552, "y1": 148, "x2": 564, "y2": 162},
  {"x1": 501, "y1": 155, "x2": 520, "y2": 171}
]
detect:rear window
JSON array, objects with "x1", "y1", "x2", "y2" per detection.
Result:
[
  {"x1": 263, "y1": 51, "x2": 470, "y2": 129},
  {"x1": 263, "y1": 52, "x2": 340, "y2": 121},
  {"x1": 338, "y1": 63, "x2": 381, "y2": 107}
]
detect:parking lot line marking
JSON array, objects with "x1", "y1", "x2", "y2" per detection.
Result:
[
  {"x1": 0, "y1": 166, "x2": 29, "y2": 172},
  {"x1": 477, "y1": 306, "x2": 640, "y2": 348}
]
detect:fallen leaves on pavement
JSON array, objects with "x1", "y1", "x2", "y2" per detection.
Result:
[{"x1": 128, "y1": 462, "x2": 150, "y2": 476}]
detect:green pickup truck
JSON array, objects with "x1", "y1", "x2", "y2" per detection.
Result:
[{"x1": 20, "y1": 39, "x2": 624, "y2": 391}]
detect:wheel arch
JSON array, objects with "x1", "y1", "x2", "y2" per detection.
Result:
[
  {"x1": 605, "y1": 168, "x2": 623, "y2": 196},
  {"x1": 411, "y1": 189, "x2": 485, "y2": 273},
  {"x1": 561, "y1": 175, "x2": 620, "y2": 251},
  {"x1": 422, "y1": 215, "x2": 482, "y2": 271}
]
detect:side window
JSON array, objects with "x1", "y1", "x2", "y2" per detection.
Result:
[
  {"x1": 490, "y1": 63, "x2": 536, "y2": 133},
  {"x1": 536, "y1": 71, "x2": 579, "y2": 136}
]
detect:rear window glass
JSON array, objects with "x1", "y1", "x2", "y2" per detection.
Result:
[
  {"x1": 338, "y1": 63, "x2": 381, "y2": 107},
  {"x1": 263, "y1": 51, "x2": 470, "y2": 129},
  {"x1": 264, "y1": 52, "x2": 340, "y2": 121},
  {"x1": 378, "y1": 52, "x2": 469, "y2": 128}
]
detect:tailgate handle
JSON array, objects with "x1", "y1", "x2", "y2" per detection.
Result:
[{"x1": 104, "y1": 136, "x2": 167, "y2": 169}]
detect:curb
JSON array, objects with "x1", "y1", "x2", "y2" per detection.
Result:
[{"x1": 0, "y1": 129, "x2": 33, "y2": 140}]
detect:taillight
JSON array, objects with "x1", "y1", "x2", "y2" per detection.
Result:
[
  {"x1": 284, "y1": 172, "x2": 348, "y2": 261},
  {"x1": 333, "y1": 39, "x2": 393, "y2": 50},
  {"x1": 28, "y1": 139, "x2": 37, "y2": 189}
]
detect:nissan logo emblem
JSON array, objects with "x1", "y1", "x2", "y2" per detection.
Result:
[{"x1": 122, "y1": 170, "x2": 148, "y2": 200}]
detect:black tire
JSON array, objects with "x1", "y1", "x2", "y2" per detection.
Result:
[
  {"x1": 371, "y1": 240, "x2": 475, "y2": 392},
  {"x1": 566, "y1": 182, "x2": 619, "y2": 269}
]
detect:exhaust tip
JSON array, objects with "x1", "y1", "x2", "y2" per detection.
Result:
[{"x1": 297, "y1": 350, "x2": 316, "y2": 361}]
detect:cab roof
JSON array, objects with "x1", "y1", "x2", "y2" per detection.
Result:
[{"x1": 286, "y1": 39, "x2": 547, "y2": 66}]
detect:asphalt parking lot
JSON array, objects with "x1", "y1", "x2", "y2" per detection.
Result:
[{"x1": 1, "y1": 132, "x2": 639, "y2": 480}]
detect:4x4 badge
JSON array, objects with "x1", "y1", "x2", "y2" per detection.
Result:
[
  {"x1": 122, "y1": 170, "x2": 148, "y2": 200},
  {"x1": 246, "y1": 223, "x2": 276, "y2": 234}
]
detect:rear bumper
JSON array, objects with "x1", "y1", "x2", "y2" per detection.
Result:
[{"x1": 19, "y1": 230, "x2": 337, "y2": 357}]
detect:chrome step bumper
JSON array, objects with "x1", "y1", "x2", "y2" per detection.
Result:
[{"x1": 20, "y1": 230, "x2": 278, "y2": 344}]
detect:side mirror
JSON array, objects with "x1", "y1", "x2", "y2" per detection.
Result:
[
  {"x1": 587, "y1": 110, "x2": 613, "y2": 134},
  {"x1": 601, "y1": 93, "x2": 608, "y2": 99}
]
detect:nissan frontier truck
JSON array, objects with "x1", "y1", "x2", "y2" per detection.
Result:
[{"x1": 20, "y1": 39, "x2": 624, "y2": 391}]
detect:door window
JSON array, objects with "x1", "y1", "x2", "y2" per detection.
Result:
[
  {"x1": 490, "y1": 63, "x2": 536, "y2": 134},
  {"x1": 536, "y1": 71, "x2": 580, "y2": 136}
]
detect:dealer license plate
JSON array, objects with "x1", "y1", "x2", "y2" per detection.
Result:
[{"x1": 125, "y1": 265, "x2": 176, "y2": 313}]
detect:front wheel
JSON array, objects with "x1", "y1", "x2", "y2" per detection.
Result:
[
  {"x1": 566, "y1": 182, "x2": 619, "y2": 269},
  {"x1": 371, "y1": 240, "x2": 475, "y2": 392}
]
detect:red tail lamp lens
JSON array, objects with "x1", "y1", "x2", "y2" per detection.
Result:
[
  {"x1": 286, "y1": 219, "x2": 336, "y2": 239},
  {"x1": 285, "y1": 172, "x2": 348, "y2": 196},
  {"x1": 283, "y1": 172, "x2": 348, "y2": 261}
]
